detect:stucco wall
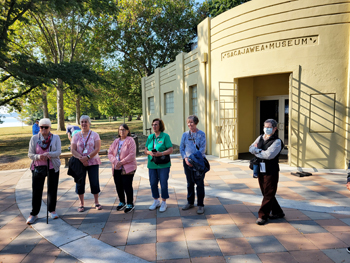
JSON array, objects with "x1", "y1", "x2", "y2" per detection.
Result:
[
  {"x1": 209, "y1": 0, "x2": 350, "y2": 168},
  {"x1": 142, "y1": 0, "x2": 350, "y2": 168}
]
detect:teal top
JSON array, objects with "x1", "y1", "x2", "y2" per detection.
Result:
[{"x1": 146, "y1": 132, "x2": 173, "y2": 169}]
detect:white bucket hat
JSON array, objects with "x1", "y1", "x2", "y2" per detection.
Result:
[{"x1": 39, "y1": 118, "x2": 51, "y2": 127}]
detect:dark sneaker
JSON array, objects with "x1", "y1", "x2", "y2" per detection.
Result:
[
  {"x1": 182, "y1": 203, "x2": 194, "y2": 210},
  {"x1": 197, "y1": 206, "x2": 204, "y2": 214},
  {"x1": 256, "y1": 218, "x2": 267, "y2": 225},
  {"x1": 253, "y1": 174, "x2": 258, "y2": 178},
  {"x1": 269, "y1": 213, "x2": 285, "y2": 219},
  {"x1": 124, "y1": 204, "x2": 135, "y2": 214},
  {"x1": 116, "y1": 202, "x2": 126, "y2": 211}
]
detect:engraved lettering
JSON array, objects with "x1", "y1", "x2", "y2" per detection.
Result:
[{"x1": 221, "y1": 36, "x2": 318, "y2": 60}]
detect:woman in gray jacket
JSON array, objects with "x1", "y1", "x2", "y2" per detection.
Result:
[{"x1": 26, "y1": 118, "x2": 61, "y2": 224}]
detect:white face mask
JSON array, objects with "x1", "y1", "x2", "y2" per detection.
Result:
[{"x1": 264, "y1": 127, "x2": 273, "y2": 135}]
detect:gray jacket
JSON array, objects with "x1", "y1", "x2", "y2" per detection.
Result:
[{"x1": 28, "y1": 134, "x2": 61, "y2": 172}]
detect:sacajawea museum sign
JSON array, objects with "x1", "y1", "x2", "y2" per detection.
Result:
[
  {"x1": 221, "y1": 36, "x2": 318, "y2": 60},
  {"x1": 141, "y1": 0, "x2": 350, "y2": 169}
]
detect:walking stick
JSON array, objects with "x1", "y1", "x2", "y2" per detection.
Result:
[{"x1": 47, "y1": 157, "x2": 49, "y2": 224}]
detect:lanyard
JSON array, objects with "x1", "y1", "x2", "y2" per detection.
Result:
[
  {"x1": 189, "y1": 131, "x2": 197, "y2": 145},
  {"x1": 81, "y1": 130, "x2": 91, "y2": 149},
  {"x1": 153, "y1": 135, "x2": 160, "y2": 149}
]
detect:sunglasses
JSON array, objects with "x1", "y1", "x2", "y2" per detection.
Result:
[{"x1": 40, "y1": 126, "x2": 50, "y2": 129}]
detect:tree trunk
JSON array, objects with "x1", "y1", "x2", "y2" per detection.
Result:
[
  {"x1": 41, "y1": 86, "x2": 49, "y2": 118},
  {"x1": 136, "y1": 115, "x2": 141, "y2": 120},
  {"x1": 76, "y1": 95, "x2": 81, "y2": 125},
  {"x1": 56, "y1": 78, "x2": 65, "y2": 131},
  {"x1": 128, "y1": 115, "x2": 132, "y2": 121}
]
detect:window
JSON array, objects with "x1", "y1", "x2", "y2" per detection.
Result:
[
  {"x1": 148, "y1": 97, "x2": 154, "y2": 114},
  {"x1": 190, "y1": 85, "x2": 198, "y2": 116},
  {"x1": 165, "y1": 92, "x2": 174, "y2": 114}
]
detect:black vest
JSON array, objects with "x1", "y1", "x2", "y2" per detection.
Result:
[{"x1": 257, "y1": 133, "x2": 284, "y2": 175}]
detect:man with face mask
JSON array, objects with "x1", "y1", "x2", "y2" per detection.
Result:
[{"x1": 249, "y1": 119, "x2": 285, "y2": 225}]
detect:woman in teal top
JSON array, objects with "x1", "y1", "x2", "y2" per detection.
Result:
[{"x1": 144, "y1": 118, "x2": 173, "y2": 212}]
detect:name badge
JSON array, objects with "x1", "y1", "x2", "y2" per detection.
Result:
[
  {"x1": 83, "y1": 149, "x2": 88, "y2": 154},
  {"x1": 260, "y1": 162, "x2": 266, "y2": 173}
]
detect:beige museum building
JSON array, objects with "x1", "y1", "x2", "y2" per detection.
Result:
[{"x1": 141, "y1": 0, "x2": 350, "y2": 169}]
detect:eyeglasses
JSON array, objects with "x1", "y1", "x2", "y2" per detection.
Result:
[
  {"x1": 40, "y1": 126, "x2": 49, "y2": 129},
  {"x1": 119, "y1": 129, "x2": 127, "y2": 132}
]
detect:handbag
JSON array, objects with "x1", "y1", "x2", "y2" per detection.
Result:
[
  {"x1": 151, "y1": 154, "x2": 170, "y2": 165},
  {"x1": 121, "y1": 167, "x2": 135, "y2": 175},
  {"x1": 249, "y1": 157, "x2": 260, "y2": 170},
  {"x1": 151, "y1": 136, "x2": 170, "y2": 165},
  {"x1": 34, "y1": 165, "x2": 47, "y2": 176}
]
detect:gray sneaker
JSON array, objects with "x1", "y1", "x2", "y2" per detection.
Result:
[
  {"x1": 26, "y1": 215, "x2": 38, "y2": 225},
  {"x1": 197, "y1": 206, "x2": 204, "y2": 214},
  {"x1": 182, "y1": 203, "x2": 194, "y2": 210}
]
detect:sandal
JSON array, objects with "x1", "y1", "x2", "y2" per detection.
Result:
[
  {"x1": 95, "y1": 204, "x2": 102, "y2": 210},
  {"x1": 78, "y1": 206, "x2": 84, "y2": 212}
]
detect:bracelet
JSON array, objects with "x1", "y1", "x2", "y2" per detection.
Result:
[
  {"x1": 87, "y1": 155, "x2": 91, "y2": 159},
  {"x1": 162, "y1": 152, "x2": 164, "y2": 156}
]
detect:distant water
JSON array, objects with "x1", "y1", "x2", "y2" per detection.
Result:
[{"x1": 0, "y1": 117, "x2": 28, "y2": 128}]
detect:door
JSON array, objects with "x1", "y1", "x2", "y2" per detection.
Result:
[{"x1": 257, "y1": 95, "x2": 289, "y2": 149}]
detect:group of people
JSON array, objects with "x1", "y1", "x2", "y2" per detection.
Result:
[{"x1": 26, "y1": 114, "x2": 208, "y2": 224}]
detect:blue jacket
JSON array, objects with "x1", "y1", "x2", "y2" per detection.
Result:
[
  {"x1": 32, "y1": 123, "x2": 40, "y2": 135},
  {"x1": 188, "y1": 150, "x2": 209, "y2": 174}
]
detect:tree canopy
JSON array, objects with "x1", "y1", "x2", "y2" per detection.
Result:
[{"x1": 206, "y1": 0, "x2": 251, "y2": 18}]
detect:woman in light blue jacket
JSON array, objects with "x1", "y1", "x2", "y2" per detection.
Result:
[{"x1": 180, "y1": 115, "x2": 206, "y2": 214}]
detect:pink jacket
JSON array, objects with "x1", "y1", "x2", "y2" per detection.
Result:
[{"x1": 108, "y1": 136, "x2": 137, "y2": 174}]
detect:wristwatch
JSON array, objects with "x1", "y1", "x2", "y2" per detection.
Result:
[{"x1": 87, "y1": 155, "x2": 91, "y2": 159}]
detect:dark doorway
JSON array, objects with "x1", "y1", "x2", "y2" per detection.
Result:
[{"x1": 259, "y1": 100, "x2": 279, "y2": 134}]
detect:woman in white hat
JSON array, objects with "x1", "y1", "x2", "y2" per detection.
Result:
[{"x1": 27, "y1": 118, "x2": 61, "y2": 224}]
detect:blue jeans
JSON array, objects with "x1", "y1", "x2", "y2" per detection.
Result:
[
  {"x1": 149, "y1": 168, "x2": 170, "y2": 199},
  {"x1": 75, "y1": 165, "x2": 100, "y2": 195}
]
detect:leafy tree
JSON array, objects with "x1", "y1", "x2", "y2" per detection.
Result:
[
  {"x1": 0, "y1": 0, "x2": 112, "y2": 129},
  {"x1": 205, "y1": 0, "x2": 251, "y2": 18},
  {"x1": 98, "y1": 0, "x2": 203, "y2": 77}
]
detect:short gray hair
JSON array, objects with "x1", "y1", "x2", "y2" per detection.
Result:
[
  {"x1": 264, "y1": 119, "x2": 278, "y2": 128},
  {"x1": 80, "y1": 115, "x2": 91, "y2": 125},
  {"x1": 187, "y1": 115, "x2": 199, "y2": 125}
]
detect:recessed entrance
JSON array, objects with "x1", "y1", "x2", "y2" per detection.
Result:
[{"x1": 237, "y1": 73, "x2": 290, "y2": 161}]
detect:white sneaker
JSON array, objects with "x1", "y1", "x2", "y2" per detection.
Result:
[
  {"x1": 159, "y1": 201, "x2": 167, "y2": 213},
  {"x1": 50, "y1": 212, "x2": 59, "y2": 219},
  {"x1": 149, "y1": 200, "x2": 160, "y2": 210},
  {"x1": 26, "y1": 215, "x2": 38, "y2": 225}
]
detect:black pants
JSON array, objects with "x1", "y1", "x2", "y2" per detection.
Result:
[
  {"x1": 258, "y1": 173, "x2": 284, "y2": 219},
  {"x1": 183, "y1": 160, "x2": 205, "y2": 207},
  {"x1": 31, "y1": 168, "x2": 59, "y2": 216},
  {"x1": 113, "y1": 169, "x2": 135, "y2": 205}
]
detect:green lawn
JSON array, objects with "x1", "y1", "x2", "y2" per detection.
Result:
[{"x1": 0, "y1": 119, "x2": 145, "y2": 170}]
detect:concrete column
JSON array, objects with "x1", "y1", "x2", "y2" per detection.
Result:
[
  {"x1": 141, "y1": 77, "x2": 147, "y2": 135},
  {"x1": 155, "y1": 68, "x2": 161, "y2": 118}
]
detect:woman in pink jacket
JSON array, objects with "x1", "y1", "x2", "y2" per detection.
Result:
[{"x1": 108, "y1": 124, "x2": 137, "y2": 213}]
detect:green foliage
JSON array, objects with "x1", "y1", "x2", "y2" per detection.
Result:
[
  {"x1": 206, "y1": 0, "x2": 251, "y2": 17},
  {"x1": 98, "y1": 0, "x2": 203, "y2": 77}
]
